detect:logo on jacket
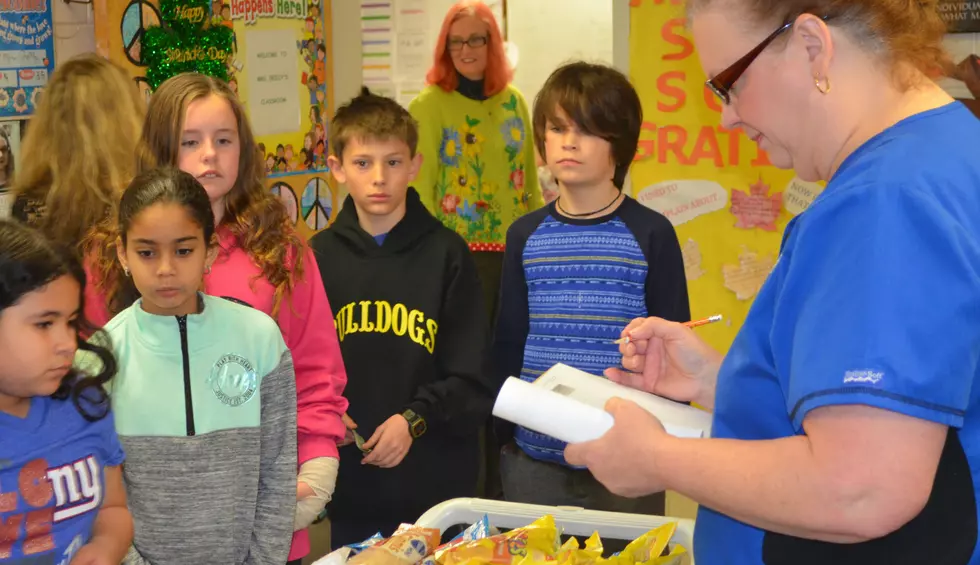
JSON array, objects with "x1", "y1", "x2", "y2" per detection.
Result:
[
  {"x1": 209, "y1": 353, "x2": 258, "y2": 407},
  {"x1": 334, "y1": 300, "x2": 438, "y2": 353}
]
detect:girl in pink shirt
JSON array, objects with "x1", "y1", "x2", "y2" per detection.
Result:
[{"x1": 85, "y1": 73, "x2": 347, "y2": 564}]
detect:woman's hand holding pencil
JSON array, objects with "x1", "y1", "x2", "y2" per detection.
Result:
[
  {"x1": 606, "y1": 315, "x2": 725, "y2": 410},
  {"x1": 614, "y1": 314, "x2": 722, "y2": 345}
]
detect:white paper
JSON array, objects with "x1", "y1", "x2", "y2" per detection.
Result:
[
  {"x1": 493, "y1": 363, "x2": 712, "y2": 443},
  {"x1": 245, "y1": 30, "x2": 301, "y2": 136},
  {"x1": 395, "y1": 32, "x2": 428, "y2": 81},
  {"x1": 782, "y1": 177, "x2": 824, "y2": 216},
  {"x1": 494, "y1": 377, "x2": 615, "y2": 444},
  {"x1": 361, "y1": 0, "x2": 394, "y2": 83},
  {"x1": 635, "y1": 179, "x2": 729, "y2": 227},
  {"x1": 532, "y1": 364, "x2": 712, "y2": 438},
  {"x1": 395, "y1": 0, "x2": 427, "y2": 34}
]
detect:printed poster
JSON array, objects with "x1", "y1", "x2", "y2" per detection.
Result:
[
  {"x1": 0, "y1": 0, "x2": 54, "y2": 118},
  {"x1": 213, "y1": 0, "x2": 338, "y2": 235}
]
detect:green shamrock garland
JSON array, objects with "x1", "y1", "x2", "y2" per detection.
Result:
[{"x1": 142, "y1": 0, "x2": 235, "y2": 89}]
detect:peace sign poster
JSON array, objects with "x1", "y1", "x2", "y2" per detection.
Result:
[{"x1": 0, "y1": 0, "x2": 55, "y2": 118}]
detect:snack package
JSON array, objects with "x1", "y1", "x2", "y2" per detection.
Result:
[
  {"x1": 606, "y1": 523, "x2": 686, "y2": 565},
  {"x1": 450, "y1": 515, "x2": 492, "y2": 544},
  {"x1": 311, "y1": 532, "x2": 386, "y2": 565},
  {"x1": 433, "y1": 515, "x2": 559, "y2": 565},
  {"x1": 555, "y1": 532, "x2": 603, "y2": 565},
  {"x1": 421, "y1": 515, "x2": 493, "y2": 565},
  {"x1": 350, "y1": 533, "x2": 387, "y2": 555},
  {"x1": 349, "y1": 524, "x2": 442, "y2": 565}
]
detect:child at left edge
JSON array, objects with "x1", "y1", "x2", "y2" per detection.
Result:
[{"x1": 0, "y1": 220, "x2": 133, "y2": 565}]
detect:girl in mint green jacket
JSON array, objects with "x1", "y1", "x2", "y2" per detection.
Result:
[{"x1": 101, "y1": 168, "x2": 297, "y2": 565}]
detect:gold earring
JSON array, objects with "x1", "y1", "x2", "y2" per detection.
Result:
[{"x1": 814, "y1": 76, "x2": 831, "y2": 94}]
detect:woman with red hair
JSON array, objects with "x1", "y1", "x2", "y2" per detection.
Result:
[{"x1": 409, "y1": 1, "x2": 543, "y2": 324}]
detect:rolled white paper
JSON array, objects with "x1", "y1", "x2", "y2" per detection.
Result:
[{"x1": 493, "y1": 377, "x2": 615, "y2": 443}]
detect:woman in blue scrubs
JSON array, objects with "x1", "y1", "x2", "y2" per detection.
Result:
[{"x1": 565, "y1": 1, "x2": 980, "y2": 564}]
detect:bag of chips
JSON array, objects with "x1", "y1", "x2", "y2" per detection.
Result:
[
  {"x1": 555, "y1": 532, "x2": 603, "y2": 565},
  {"x1": 603, "y1": 523, "x2": 686, "y2": 565},
  {"x1": 433, "y1": 515, "x2": 559, "y2": 565},
  {"x1": 349, "y1": 525, "x2": 442, "y2": 565}
]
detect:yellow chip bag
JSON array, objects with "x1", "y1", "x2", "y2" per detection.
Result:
[
  {"x1": 607, "y1": 523, "x2": 686, "y2": 565},
  {"x1": 434, "y1": 515, "x2": 559, "y2": 565},
  {"x1": 555, "y1": 532, "x2": 603, "y2": 565}
]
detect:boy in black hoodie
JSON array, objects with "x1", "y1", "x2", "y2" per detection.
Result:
[{"x1": 310, "y1": 88, "x2": 494, "y2": 547}]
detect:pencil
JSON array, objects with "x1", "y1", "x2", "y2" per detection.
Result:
[{"x1": 614, "y1": 314, "x2": 723, "y2": 344}]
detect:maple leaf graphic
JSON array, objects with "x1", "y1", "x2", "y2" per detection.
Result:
[
  {"x1": 730, "y1": 176, "x2": 782, "y2": 231},
  {"x1": 723, "y1": 247, "x2": 776, "y2": 300}
]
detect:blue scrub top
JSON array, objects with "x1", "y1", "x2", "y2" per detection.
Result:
[{"x1": 694, "y1": 102, "x2": 980, "y2": 565}]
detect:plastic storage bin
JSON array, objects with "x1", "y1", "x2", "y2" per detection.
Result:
[{"x1": 415, "y1": 498, "x2": 694, "y2": 565}]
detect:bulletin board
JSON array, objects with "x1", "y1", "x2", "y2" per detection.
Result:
[
  {"x1": 0, "y1": 0, "x2": 54, "y2": 118},
  {"x1": 94, "y1": 0, "x2": 337, "y2": 238},
  {"x1": 628, "y1": 0, "x2": 824, "y2": 354}
]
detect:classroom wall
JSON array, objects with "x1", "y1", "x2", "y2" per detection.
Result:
[
  {"x1": 329, "y1": 0, "x2": 630, "y2": 109},
  {"x1": 66, "y1": 2, "x2": 975, "y2": 112},
  {"x1": 53, "y1": 1, "x2": 96, "y2": 64},
  {"x1": 38, "y1": 1, "x2": 980, "y2": 108},
  {"x1": 508, "y1": 0, "x2": 615, "y2": 106}
]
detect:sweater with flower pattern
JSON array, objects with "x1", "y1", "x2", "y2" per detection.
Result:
[{"x1": 409, "y1": 84, "x2": 544, "y2": 251}]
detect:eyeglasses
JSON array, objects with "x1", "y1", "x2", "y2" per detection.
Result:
[
  {"x1": 705, "y1": 16, "x2": 829, "y2": 105},
  {"x1": 448, "y1": 35, "x2": 488, "y2": 52}
]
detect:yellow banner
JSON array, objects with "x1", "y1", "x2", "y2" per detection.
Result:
[{"x1": 628, "y1": 0, "x2": 823, "y2": 353}]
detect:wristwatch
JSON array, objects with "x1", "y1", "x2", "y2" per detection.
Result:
[{"x1": 402, "y1": 409, "x2": 427, "y2": 439}]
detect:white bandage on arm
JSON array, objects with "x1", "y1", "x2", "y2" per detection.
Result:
[{"x1": 294, "y1": 457, "x2": 339, "y2": 531}]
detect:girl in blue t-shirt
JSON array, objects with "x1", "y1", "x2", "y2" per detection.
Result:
[{"x1": 0, "y1": 220, "x2": 132, "y2": 564}]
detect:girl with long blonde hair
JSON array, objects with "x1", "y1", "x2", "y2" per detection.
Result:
[
  {"x1": 11, "y1": 54, "x2": 144, "y2": 251},
  {"x1": 85, "y1": 73, "x2": 347, "y2": 565}
]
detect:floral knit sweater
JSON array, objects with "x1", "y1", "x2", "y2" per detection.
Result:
[{"x1": 409, "y1": 84, "x2": 543, "y2": 251}]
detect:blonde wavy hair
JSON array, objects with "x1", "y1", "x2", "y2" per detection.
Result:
[
  {"x1": 90, "y1": 73, "x2": 303, "y2": 316},
  {"x1": 12, "y1": 54, "x2": 144, "y2": 251}
]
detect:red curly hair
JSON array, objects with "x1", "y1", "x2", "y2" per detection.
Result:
[{"x1": 425, "y1": 0, "x2": 512, "y2": 97}]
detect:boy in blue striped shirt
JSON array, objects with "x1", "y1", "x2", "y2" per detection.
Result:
[{"x1": 493, "y1": 62, "x2": 690, "y2": 514}]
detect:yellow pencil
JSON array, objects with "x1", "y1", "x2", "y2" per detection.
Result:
[{"x1": 614, "y1": 314, "x2": 723, "y2": 345}]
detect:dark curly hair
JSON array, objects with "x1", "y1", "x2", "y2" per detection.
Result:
[{"x1": 0, "y1": 220, "x2": 116, "y2": 421}]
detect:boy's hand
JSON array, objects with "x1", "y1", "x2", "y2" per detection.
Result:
[
  {"x1": 70, "y1": 543, "x2": 113, "y2": 565},
  {"x1": 361, "y1": 414, "x2": 412, "y2": 468},
  {"x1": 340, "y1": 412, "x2": 357, "y2": 447}
]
